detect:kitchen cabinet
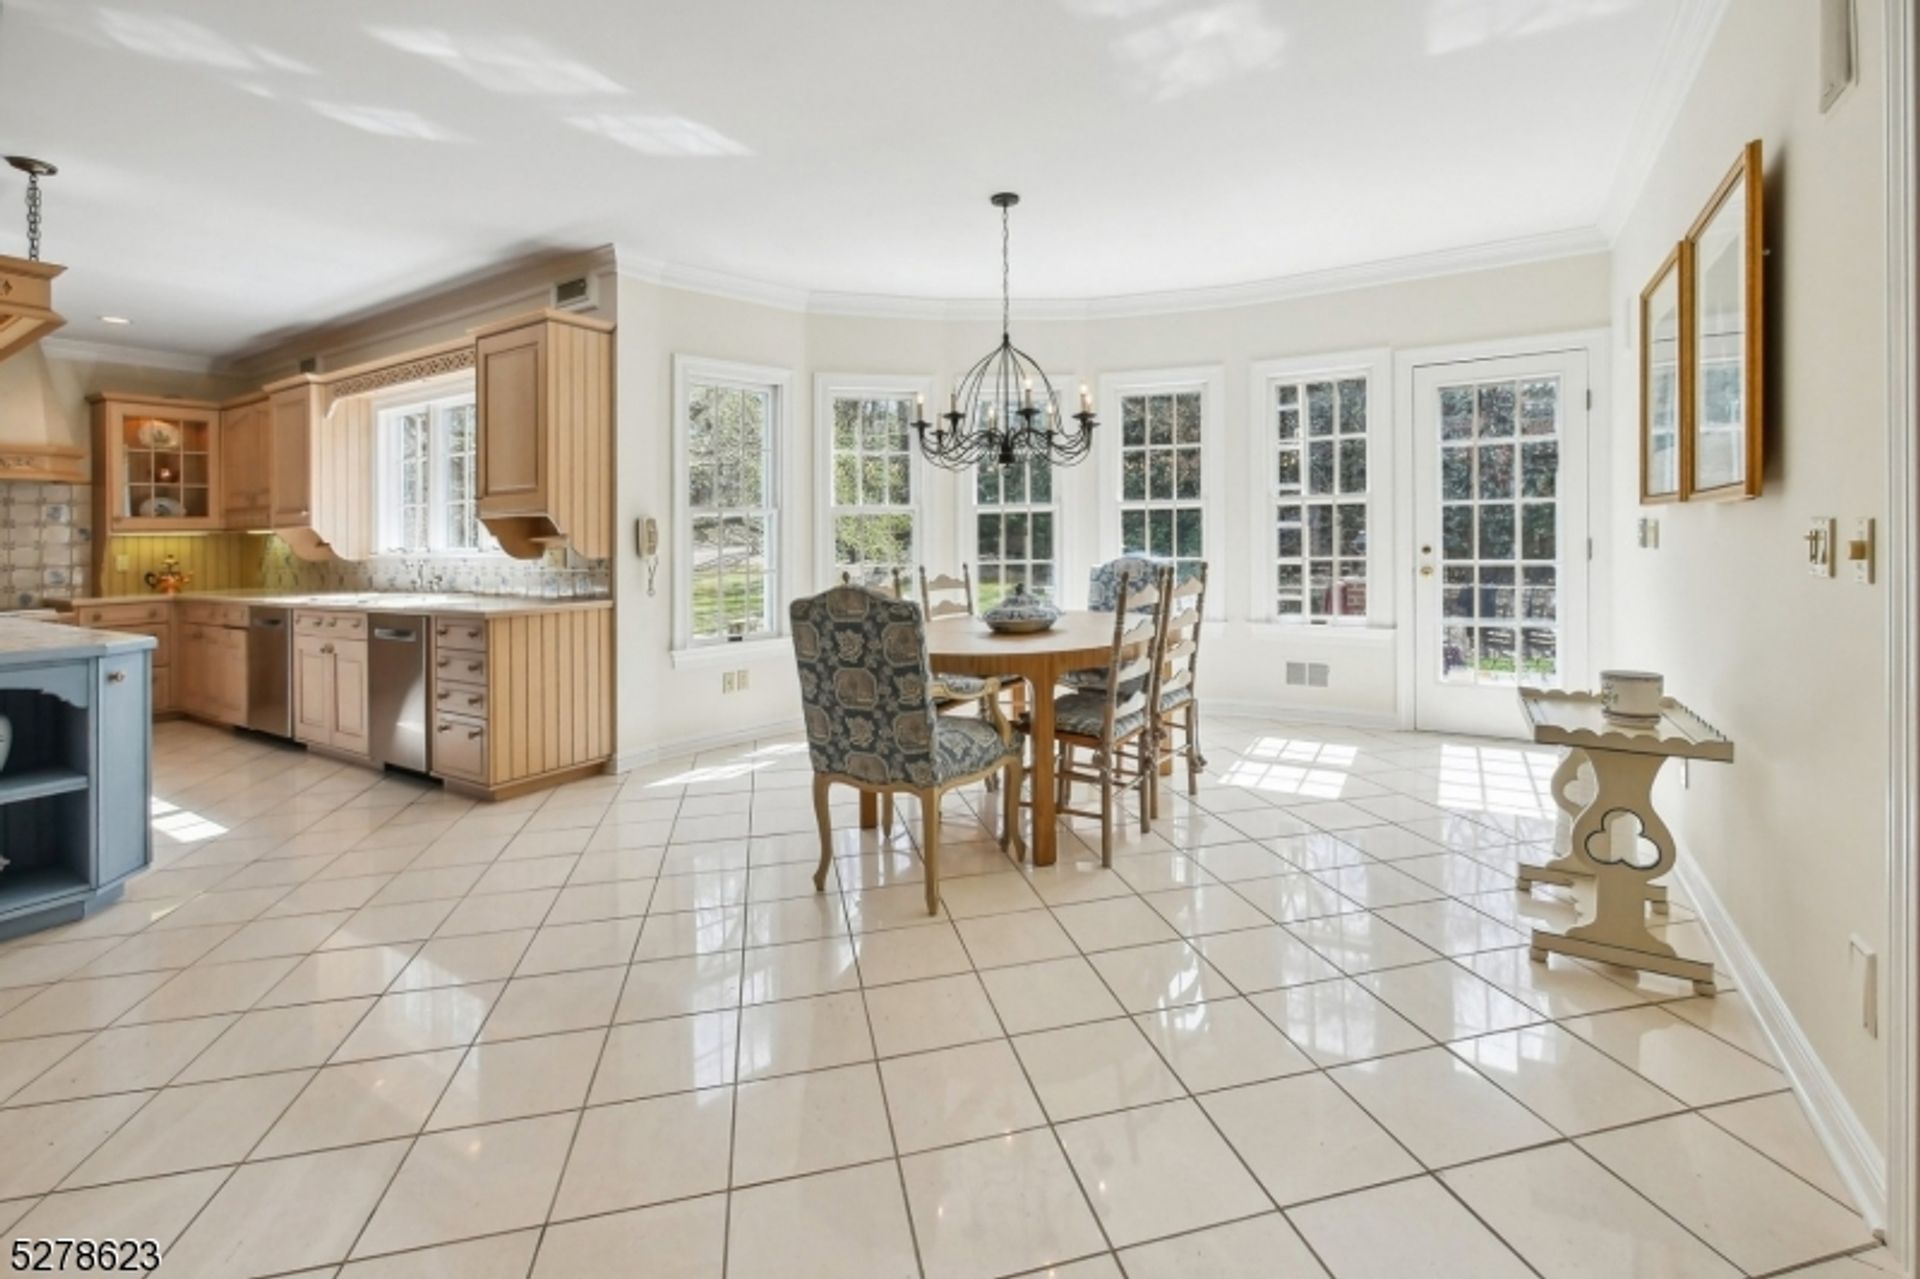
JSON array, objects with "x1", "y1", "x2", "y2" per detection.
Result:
[
  {"x1": 474, "y1": 311, "x2": 613, "y2": 561},
  {"x1": 293, "y1": 611, "x2": 369, "y2": 757},
  {"x1": 219, "y1": 395, "x2": 272, "y2": 530},
  {"x1": 176, "y1": 602, "x2": 247, "y2": 726},
  {"x1": 71, "y1": 601, "x2": 175, "y2": 714},
  {"x1": 264, "y1": 376, "x2": 374, "y2": 561},
  {"x1": 268, "y1": 377, "x2": 316, "y2": 534},
  {"x1": 87, "y1": 394, "x2": 224, "y2": 534}
]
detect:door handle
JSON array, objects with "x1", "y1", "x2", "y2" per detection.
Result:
[{"x1": 1419, "y1": 566, "x2": 1434, "y2": 577}]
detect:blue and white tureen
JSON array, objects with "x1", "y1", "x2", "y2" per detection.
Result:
[{"x1": 983, "y1": 584, "x2": 1060, "y2": 634}]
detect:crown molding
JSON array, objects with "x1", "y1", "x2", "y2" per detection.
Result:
[
  {"x1": 38, "y1": 337, "x2": 219, "y2": 376},
  {"x1": 618, "y1": 226, "x2": 1607, "y2": 324},
  {"x1": 1597, "y1": 0, "x2": 1731, "y2": 240}
]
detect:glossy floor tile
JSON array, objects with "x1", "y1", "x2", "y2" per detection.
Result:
[{"x1": 0, "y1": 716, "x2": 1870, "y2": 1277}]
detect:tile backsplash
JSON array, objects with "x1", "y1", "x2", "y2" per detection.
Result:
[
  {"x1": 0, "y1": 481, "x2": 87, "y2": 607},
  {"x1": 261, "y1": 538, "x2": 611, "y2": 598}
]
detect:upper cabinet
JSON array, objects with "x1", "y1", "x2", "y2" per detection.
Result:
[
  {"x1": 267, "y1": 377, "x2": 316, "y2": 532},
  {"x1": 88, "y1": 394, "x2": 224, "y2": 533},
  {"x1": 474, "y1": 311, "x2": 613, "y2": 560},
  {"x1": 219, "y1": 394, "x2": 272, "y2": 530}
]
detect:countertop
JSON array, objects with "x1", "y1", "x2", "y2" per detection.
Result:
[
  {"x1": 0, "y1": 614, "x2": 156, "y2": 663},
  {"x1": 59, "y1": 590, "x2": 613, "y2": 619}
]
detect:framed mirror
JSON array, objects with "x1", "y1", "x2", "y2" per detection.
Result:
[
  {"x1": 1639, "y1": 242, "x2": 1689, "y2": 503},
  {"x1": 1685, "y1": 140, "x2": 1764, "y2": 499}
]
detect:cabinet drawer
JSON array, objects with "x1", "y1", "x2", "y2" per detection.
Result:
[
  {"x1": 76, "y1": 602, "x2": 170, "y2": 627},
  {"x1": 294, "y1": 610, "x2": 366, "y2": 638},
  {"x1": 433, "y1": 713, "x2": 487, "y2": 781},
  {"x1": 434, "y1": 682, "x2": 489, "y2": 717},
  {"x1": 434, "y1": 649, "x2": 488, "y2": 689},
  {"x1": 178, "y1": 601, "x2": 249, "y2": 628},
  {"x1": 432, "y1": 617, "x2": 489, "y2": 652}
]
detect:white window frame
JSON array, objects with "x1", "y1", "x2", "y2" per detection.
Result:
[
  {"x1": 959, "y1": 369, "x2": 1077, "y2": 609},
  {"x1": 671, "y1": 355, "x2": 794, "y2": 664},
  {"x1": 1096, "y1": 365, "x2": 1227, "y2": 619},
  {"x1": 814, "y1": 373, "x2": 931, "y2": 589},
  {"x1": 373, "y1": 378, "x2": 493, "y2": 557},
  {"x1": 1245, "y1": 349, "x2": 1394, "y2": 628}
]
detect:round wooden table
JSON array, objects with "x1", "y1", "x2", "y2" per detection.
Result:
[{"x1": 915, "y1": 611, "x2": 1127, "y2": 866}]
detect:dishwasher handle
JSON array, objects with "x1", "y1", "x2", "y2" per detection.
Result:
[
  {"x1": 251, "y1": 615, "x2": 285, "y2": 629},
  {"x1": 372, "y1": 626, "x2": 419, "y2": 642}
]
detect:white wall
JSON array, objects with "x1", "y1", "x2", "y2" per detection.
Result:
[
  {"x1": 1607, "y1": 0, "x2": 1889, "y2": 1159},
  {"x1": 611, "y1": 251, "x2": 1610, "y2": 762}
]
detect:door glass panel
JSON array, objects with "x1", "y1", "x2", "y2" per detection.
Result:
[{"x1": 1436, "y1": 375, "x2": 1562, "y2": 686}]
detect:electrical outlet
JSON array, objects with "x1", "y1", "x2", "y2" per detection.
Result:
[
  {"x1": 1637, "y1": 517, "x2": 1660, "y2": 549},
  {"x1": 736, "y1": 668, "x2": 750, "y2": 692},
  {"x1": 721, "y1": 672, "x2": 736, "y2": 694},
  {"x1": 1850, "y1": 934, "x2": 1879, "y2": 1037},
  {"x1": 115, "y1": 553, "x2": 130, "y2": 573}
]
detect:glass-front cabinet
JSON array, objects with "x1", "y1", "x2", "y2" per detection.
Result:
[{"x1": 88, "y1": 394, "x2": 224, "y2": 532}]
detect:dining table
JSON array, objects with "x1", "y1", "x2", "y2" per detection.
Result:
[{"x1": 855, "y1": 610, "x2": 1136, "y2": 867}]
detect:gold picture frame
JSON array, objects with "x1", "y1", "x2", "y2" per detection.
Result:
[
  {"x1": 1684, "y1": 140, "x2": 1765, "y2": 500},
  {"x1": 1639, "y1": 241, "x2": 1691, "y2": 503}
]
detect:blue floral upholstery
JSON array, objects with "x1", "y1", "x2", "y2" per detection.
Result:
[
  {"x1": 933, "y1": 718, "x2": 1014, "y2": 780},
  {"x1": 1052, "y1": 691, "x2": 1147, "y2": 740},
  {"x1": 1086, "y1": 555, "x2": 1170, "y2": 612},
  {"x1": 930, "y1": 673, "x2": 989, "y2": 699},
  {"x1": 791, "y1": 585, "x2": 1014, "y2": 788}
]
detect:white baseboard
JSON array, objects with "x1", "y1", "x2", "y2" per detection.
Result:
[
  {"x1": 1675, "y1": 855, "x2": 1889, "y2": 1236},
  {"x1": 611, "y1": 716, "x2": 804, "y2": 773},
  {"x1": 1209, "y1": 697, "x2": 1403, "y2": 731}
]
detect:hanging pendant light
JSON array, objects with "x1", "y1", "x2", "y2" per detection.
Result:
[
  {"x1": 0, "y1": 156, "x2": 66, "y2": 364},
  {"x1": 912, "y1": 193, "x2": 1096, "y2": 470}
]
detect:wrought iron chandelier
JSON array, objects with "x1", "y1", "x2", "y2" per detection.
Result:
[{"x1": 912, "y1": 193, "x2": 1096, "y2": 470}]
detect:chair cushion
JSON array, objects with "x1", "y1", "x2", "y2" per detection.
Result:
[
  {"x1": 1052, "y1": 691, "x2": 1147, "y2": 740},
  {"x1": 1160, "y1": 685, "x2": 1194, "y2": 713},
  {"x1": 934, "y1": 717, "x2": 1017, "y2": 782},
  {"x1": 1059, "y1": 667, "x2": 1106, "y2": 691},
  {"x1": 930, "y1": 672, "x2": 989, "y2": 699}
]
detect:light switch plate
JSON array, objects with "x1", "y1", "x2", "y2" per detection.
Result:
[
  {"x1": 1807, "y1": 518, "x2": 1836, "y2": 576},
  {"x1": 1849, "y1": 517, "x2": 1875, "y2": 583},
  {"x1": 1637, "y1": 517, "x2": 1660, "y2": 549}
]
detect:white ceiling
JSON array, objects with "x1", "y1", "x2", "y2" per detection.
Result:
[{"x1": 0, "y1": 0, "x2": 1680, "y2": 359}]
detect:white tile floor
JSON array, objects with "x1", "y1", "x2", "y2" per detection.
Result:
[{"x1": 0, "y1": 714, "x2": 1892, "y2": 1278}]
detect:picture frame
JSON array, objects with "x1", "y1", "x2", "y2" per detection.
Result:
[
  {"x1": 1638, "y1": 241, "x2": 1690, "y2": 503},
  {"x1": 1684, "y1": 139, "x2": 1765, "y2": 500}
]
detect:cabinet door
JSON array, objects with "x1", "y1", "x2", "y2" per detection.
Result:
[
  {"x1": 176, "y1": 623, "x2": 206, "y2": 717},
  {"x1": 216, "y1": 628, "x2": 250, "y2": 725},
  {"x1": 292, "y1": 633, "x2": 334, "y2": 746},
  {"x1": 220, "y1": 400, "x2": 270, "y2": 528},
  {"x1": 477, "y1": 323, "x2": 546, "y2": 515},
  {"x1": 95, "y1": 652, "x2": 153, "y2": 886},
  {"x1": 270, "y1": 386, "x2": 314, "y2": 527},
  {"x1": 95, "y1": 399, "x2": 224, "y2": 533},
  {"x1": 331, "y1": 639, "x2": 370, "y2": 756}
]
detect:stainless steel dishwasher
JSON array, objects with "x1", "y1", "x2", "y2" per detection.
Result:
[
  {"x1": 369, "y1": 614, "x2": 430, "y2": 773},
  {"x1": 246, "y1": 607, "x2": 291, "y2": 737}
]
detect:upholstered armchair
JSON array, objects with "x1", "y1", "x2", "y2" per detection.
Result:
[{"x1": 791, "y1": 584, "x2": 1025, "y2": 914}]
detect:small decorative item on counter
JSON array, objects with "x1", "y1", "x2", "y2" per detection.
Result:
[
  {"x1": 145, "y1": 554, "x2": 192, "y2": 595},
  {"x1": 1599, "y1": 669, "x2": 1665, "y2": 726},
  {"x1": 983, "y1": 583, "x2": 1060, "y2": 634}
]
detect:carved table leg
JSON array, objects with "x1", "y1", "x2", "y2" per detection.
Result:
[
  {"x1": 1515, "y1": 746, "x2": 1668, "y2": 910},
  {"x1": 1528, "y1": 748, "x2": 1713, "y2": 995}
]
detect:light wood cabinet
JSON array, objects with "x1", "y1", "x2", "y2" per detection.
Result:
[
  {"x1": 268, "y1": 378, "x2": 316, "y2": 532},
  {"x1": 177, "y1": 620, "x2": 247, "y2": 726},
  {"x1": 293, "y1": 611, "x2": 370, "y2": 757},
  {"x1": 219, "y1": 395, "x2": 272, "y2": 530},
  {"x1": 73, "y1": 602, "x2": 176, "y2": 714},
  {"x1": 87, "y1": 394, "x2": 224, "y2": 535},
  {"x1": 474, "y1": 311, "x2": 613, "y2": 561}
]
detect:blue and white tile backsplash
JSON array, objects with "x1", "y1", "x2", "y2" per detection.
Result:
[
  {"x1": 262, "y1": 538, "x2": 611, "y2": 599},
  {"x1": 0, "y1": 482, "x2": 88, "y2": 608}
]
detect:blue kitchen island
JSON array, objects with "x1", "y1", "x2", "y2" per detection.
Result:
[{"x1": 0, "y1": 614, "x2": 154, "y2": 941}]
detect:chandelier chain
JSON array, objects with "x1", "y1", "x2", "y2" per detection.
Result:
[
  {"x1": 1001, "y1": 199, "x2": 1011, "y2": 338},
  {"x1": 24, "y1": 172, "x2": 41, "y2": 262}
]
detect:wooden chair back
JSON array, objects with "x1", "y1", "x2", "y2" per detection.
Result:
[
  {"x1": 1152, "y1": 563, "x2": 1208, "y2": 711},
  {"x1": 918, "y1": 566, "x2": 975, "y2": 620},
  {"x1": 842, "y1": 568, "x2": 906, "y2": 599},
  {"x1": 1096, "y1": 568, "x2": 1168, "y2": 739}
]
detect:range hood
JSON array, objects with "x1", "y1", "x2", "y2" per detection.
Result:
[{"x1": 0, "y1": 254, "x2": 64, "y2": 363}]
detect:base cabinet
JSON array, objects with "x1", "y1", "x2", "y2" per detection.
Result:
[
  {"x1": 293, "y1": 614, "x2": 369, "y2": 757},
  {"x1": 177, "y1": 621, "x2": 246, "y2": 726}
]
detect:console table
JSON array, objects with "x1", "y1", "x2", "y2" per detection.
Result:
[{"x1": 1515, "y1": 688, "x2": 1733, "y2": 995}]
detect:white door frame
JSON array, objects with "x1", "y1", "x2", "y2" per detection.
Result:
[
  {"x1": 1392, "y1": 329, "x2": 1611, "y2": 732},
  {"x1": 1881, "y1": 0, "x2": 1917, "y2": 1265}
]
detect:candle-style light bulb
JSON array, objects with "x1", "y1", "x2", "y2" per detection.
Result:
[{"x1": 1079, "y1": 383, "x2": 1092, "y2": 413}]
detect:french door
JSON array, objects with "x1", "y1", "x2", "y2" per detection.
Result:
[{"x1": 1411, "y1": 349, "x2": 1589, "y2": 736}]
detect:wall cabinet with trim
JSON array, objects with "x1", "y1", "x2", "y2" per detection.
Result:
[
  {"x1": 292, "y1": 610, "x2": 369, "y2": 758},
  {"x1": 219, "y1": 395, "x2": 272, "y2": 530},
  {"x1": 88, "y1": 394, "x2": 224, "y2": 535},
  {"x1": 475, "y1": 311, "x2": 614, "y2": 560}
]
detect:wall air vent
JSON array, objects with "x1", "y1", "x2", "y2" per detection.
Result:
[
  {"x1": 297, "y1": 356, "x2": 318, "y2": 374},
  {"x1": 1285, "y1": 661, "x2": 1331, "y2": 688},
  {"x1": 551, "y1": 274, "x2": 600, "y2": 313}
]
